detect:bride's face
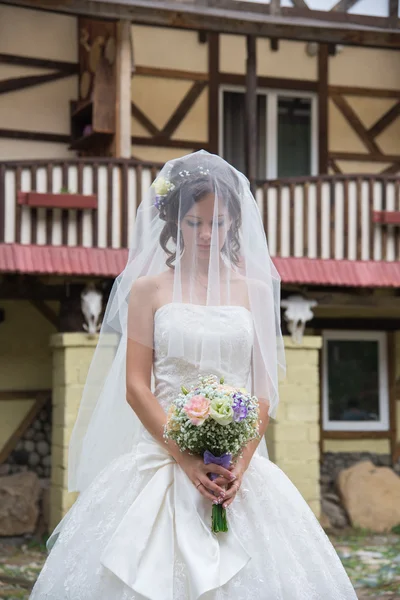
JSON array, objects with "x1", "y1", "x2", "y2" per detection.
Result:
[{"x1": 180, "y1": 193, "x2": 231, "y2": 260}]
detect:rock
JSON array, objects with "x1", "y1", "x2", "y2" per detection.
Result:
[
  {"x1": 337, "y1": 460, "x2": 400, "y2": 533},
  {"x1": 24, "y1": 440, "x2": 35, "y2": 453},
  {"x1": 33, "y1": 420, "x2": 42, "y2": 431},
  {"x1": 0, "y1": 464, "x2": 10, "y2": 476},
  {"x1": 44, "y1": 423, "x2": 51, "y2": 434},
  {"x1": 319, "y1": 511, "x2": 332, "y2": 530},
  {"x1": 323, "y1": 492, "x2": 341, "y2": 505},
  {"x1": 25, "y1": 427, "x2": 35, "y2": 440},
  {"x1": 39, "y1": 409, "x2": 48, "y2": 421},
  {"x1": 321, "y1": 498, "x2": 348, "y2": 528},
  {"x1": 28, "y1": 452, "x2": 40, "y2": 467},
  {"x1": 40, "y1": 479, "x2": 51, "y2": 530},
  {"x1": 33, "y1": 431, "x2": 45, "y2": 442},
  {"x1": 42, "y1": 455, "x2": 51, "y2": 467},
  {"x1": 37, "y1": 441, "x2": 49, "y2": 456},
  {"x1": 0, "y1": 472, "x2": 41, "y2": 535}
]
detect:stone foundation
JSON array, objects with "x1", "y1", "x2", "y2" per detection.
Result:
[
  {"x1": 320, "y1": 452, "x2": 400, "y2": 528},
  {"x1": 0, "y1": 400, "x2": 52, "y2": 480}
]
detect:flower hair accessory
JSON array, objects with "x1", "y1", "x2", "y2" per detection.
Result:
[
  {"x1": 152, "y1": 166, "x2": 211, "y2": 211},
  {"x1": 152, "y1": 177, "x2": 176, "y2": 211}
]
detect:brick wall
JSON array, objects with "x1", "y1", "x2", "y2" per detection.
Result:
[{"x1": 267, "y1": 336, "x2": 322, "y2": 517}]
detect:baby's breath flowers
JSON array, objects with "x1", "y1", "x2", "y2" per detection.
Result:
[{"x1": 164, "y1": 374, "x2": 260, "y2": 533}]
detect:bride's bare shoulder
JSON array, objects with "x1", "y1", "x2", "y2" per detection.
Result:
[{"x1": 129, "y1": 271, "x2": 173, "y2": 307}]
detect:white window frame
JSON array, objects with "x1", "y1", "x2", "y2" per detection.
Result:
[
  {"x1": 219, "y1": 84, "x2": 318, "y2": 179},
  {"x1": 322, "y1": 330, "x2": 389, "y2": 432}
]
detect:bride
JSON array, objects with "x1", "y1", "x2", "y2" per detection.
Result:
[{"x1": 30, "y1": 151, "x2": 357, "y2": 599}]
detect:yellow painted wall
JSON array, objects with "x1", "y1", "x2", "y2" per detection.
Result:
[
  {"x1": 132, "y1": 25, "x2": 208, "y2": 72},
  {"x1": 0, "y1": 399, "x2": 35, "y2": 454},
  {"x1": 131, "y1": 25, "x2": 208, "y2": 162},
  {"x1": 0, "y1": 4, "x2": 77, "y2": 160},
  {"x1": 323, "y1": 439, "x2": 391, "y2": 454},
  {"x1": 328, "y1": 46, "x2": 400, "y2": 173},
  {"x1": 220, "y1": 36, "x2": 317, "y2": 79},
  {"x1": 0, "y1": 300, "x2": 57, "y2": 453},
  {"x1": 329, "y1": 47, "x2": 400, "y2": 90},
  {"x1": 50, "y1": 334, "x2": 99, "y2": 527},
  {"x1": 269, "y1": 336, "x2": 322, "y2": 517}
]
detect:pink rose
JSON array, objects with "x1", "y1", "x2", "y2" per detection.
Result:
[{"x1": 184, "y1": 395, "x2": 211, "y2": 426}]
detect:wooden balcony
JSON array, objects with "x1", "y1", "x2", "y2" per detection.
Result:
[{"x1": 0, "y1": 159, "x2": 399, "y2": 278}]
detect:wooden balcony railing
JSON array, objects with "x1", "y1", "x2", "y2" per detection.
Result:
[{"x1": 0, "y1": 159, "x2": 399, "y2": 263}]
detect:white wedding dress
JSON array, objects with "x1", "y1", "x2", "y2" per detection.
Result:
[{"x1": 30, "y1": 304, "x2": 357, "y2": 600}]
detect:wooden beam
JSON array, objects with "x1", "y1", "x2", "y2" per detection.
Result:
[
  {"x1": 329, "y1": 85, "x2": 400, "y2": 99},
  {"x1": 0, "y1": 392, "x2": 50, "y2": 464},
  {"x1": 389, "y1": 0, "x2": 398, "y2": 26},
  {"x1": 382, "y1": 163, "x2": 400, "y2": 175},
  {"x1": 330, "y1": 151, "x2": 400, "y2": 163},
  {"x1": 0, "y1": 53, "x2": 78, "y2": 73},
  {"x1": 4, "y1": 0, "x2": 400, "y2": 50},
  {"x1": 131, "y1": 136, "x2": 208, "y2": 150},
  {"x1": 115, "y1": 20, "x2": 132, "y2": 158},
  {"x1": 135, "y1": 66, "x2": 208, "y2": 81},
  {"x1": 131, "y1": 102, "x2": 160, "y2": 137},
  {"x1": 0, "y1": 389, "x2": 51, "y2": 400},
  {"x1": 220, "y1": 72, "x2": 318, "y2": 92},
  {"x1": 0, "y1": 70, "x2": 73, "y2": 95},
  {"x1": 0, "y1": 128, "x2": 70, "y2": 144},
  {"x1": 161, "y1": 81, "x2": 207, "y2": 138},
  {"x1": 269, "y1": 0, "x2": 280, "y2": 16},
  {"x1": 310, "y1": 291, "x2": 400, "y2": 308},
  {"x1": 245, "y1": 35, "x2": 257, "y2": 192},
  {"x1": 291, "y1": 0, "x2": 309, "y2": 8},
  {"x1": 29, "y1": 298, "x2": 58, "y2": 328},
  {"x1": 318, "y1": 44, "x2": 329, "y2": 174},
  {"x1": 368, "y1": 101, "x2": 400, "y2": 139},
  {"x1": 331, "y1": 0, "x2": 360, "y2": 11},
  {"x1": 328, "y1": 159, "x2": 342, "y2": 174},
  {"x1": 331, "y1": 94, "x2": 381, "y2": 155},
  {"x1": 208, "y1": 32, "x2": 219, "y2": 155}
]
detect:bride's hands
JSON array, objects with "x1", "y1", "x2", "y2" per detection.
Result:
[
  {"x1": 177, "y1": 452, "x2": 237, "y2": 503},
  {"x1": 213, "y1": 458, "x2": 247, "y2": 509}
]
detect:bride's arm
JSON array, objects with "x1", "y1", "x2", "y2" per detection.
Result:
[{"x1": 126, "y1": 277, "x2": 235, "y2": 503}]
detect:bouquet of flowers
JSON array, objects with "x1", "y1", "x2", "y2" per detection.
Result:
[{"x1": 164, "y1": 374, "x2": 260, "y2": 533}]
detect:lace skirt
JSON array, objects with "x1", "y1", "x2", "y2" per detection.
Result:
[{"x1": 29, "y1": 452, "x2": 357, "y2": 600}]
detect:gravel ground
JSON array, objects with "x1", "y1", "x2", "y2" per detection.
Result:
[{"x1": 0, "y1": 530, "x2": 400, "y2": 599}]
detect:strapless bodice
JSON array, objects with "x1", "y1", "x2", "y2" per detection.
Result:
[{"x1": 153, "y1": 303, "x2": 254, "y2": 410}]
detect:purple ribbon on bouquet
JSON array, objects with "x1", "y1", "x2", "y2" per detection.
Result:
[{"x1": 204, "y1": 450, "x2": 232, "y2": 481}]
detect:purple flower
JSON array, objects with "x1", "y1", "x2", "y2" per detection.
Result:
[{"x1": 232, "y1": 395, "x2": 248, "y2": 422}]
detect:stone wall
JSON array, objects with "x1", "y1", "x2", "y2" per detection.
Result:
[
  {"x1": 267, "y1": 336, "x2": 322, "y2": 517},
  {"x1": 1, "y1": 400, "x2": 52, "y2": 479}
]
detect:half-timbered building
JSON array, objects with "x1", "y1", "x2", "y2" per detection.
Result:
[{"x1": 0, "y1": 0, "x2": 399, "y2": 531}]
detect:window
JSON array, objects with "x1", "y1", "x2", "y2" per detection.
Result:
[
  {"x1": 220, "y1": 87, "x2": 317, "y2": 180},
  {"x1": 322, "y1": 331, "x2": 389, "y2": 432}
]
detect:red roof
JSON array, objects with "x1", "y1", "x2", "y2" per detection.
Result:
[
  {"x1": 0, "y1": 243, "x2": 128, "y2": 277},
  {"x1": 273, "y1": 256, "x2": 400, "y2": 288},
  {"x1": 1, "y1": 243, "x2": 400, "y2": 287}
]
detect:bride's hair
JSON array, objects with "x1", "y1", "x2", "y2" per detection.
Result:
[{"x1": 158, "y1": 155, "x2": 242, "y2": 268}]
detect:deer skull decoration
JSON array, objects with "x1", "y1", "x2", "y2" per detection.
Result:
[
  {"x1": 81, "y1": 284, "x2": 103, "y2": 334},
  {"x1": 280, "y1": 295, "x2": 317, "y2": 345}
]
